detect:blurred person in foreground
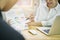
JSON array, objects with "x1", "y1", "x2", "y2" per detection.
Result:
[{"x1": 0, "y1": 0, "x2": 25, "y2": 40}]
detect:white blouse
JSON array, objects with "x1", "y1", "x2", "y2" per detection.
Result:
[{"x1": 35, "y1": 3, "x2": 60, "y2": 26}]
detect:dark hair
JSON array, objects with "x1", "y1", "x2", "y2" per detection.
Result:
[{"x1": 58, "y1": 0, "x2": 60, "y2": 4}]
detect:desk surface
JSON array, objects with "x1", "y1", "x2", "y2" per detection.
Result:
[{"x1": 21, "y1": 30, "x2": 60, "y2": 40}]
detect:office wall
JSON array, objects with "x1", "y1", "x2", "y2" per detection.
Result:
[{"x1": 16, "y1": 0, "x2": 39, "y2": 17}]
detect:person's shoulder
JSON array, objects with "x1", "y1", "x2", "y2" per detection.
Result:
[
  {"x1": 57, "y1": 4, "x2": 60, "y2": 10},
  {"x1": 57, "y1": 4, "x2": 60, "y2": 13},
  {"x1": 55, "y1": 3, "x2": 60, "y2": 10}
]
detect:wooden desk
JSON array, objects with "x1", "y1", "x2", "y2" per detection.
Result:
[{"x1": 21, "y1": 30, "x2": 60, "y2": 40}]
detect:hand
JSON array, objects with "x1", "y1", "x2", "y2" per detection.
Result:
[
  {"x1": 29, "y1": 13, "x2": 35, "y2": 22},
  {"x1": 27, "y1": 21, "x2": 42, "y2": 27}
]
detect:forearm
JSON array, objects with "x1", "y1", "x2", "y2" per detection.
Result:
[{"x1": 28, "y1": 21, "x2": 43, "y2": 26}]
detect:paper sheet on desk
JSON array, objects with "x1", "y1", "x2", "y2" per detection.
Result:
[{"x1": 9, "y1": 19, "x2": 28, "y2": 31}]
